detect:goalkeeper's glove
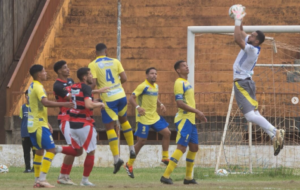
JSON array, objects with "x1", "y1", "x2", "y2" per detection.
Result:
[{"x1": 232, "y1": 5, "x2": 246, "y2": 26}]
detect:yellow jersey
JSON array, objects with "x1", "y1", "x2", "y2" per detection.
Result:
[
  {"x1": 27, "y1": 80, "x2": 48, "y2": 133},
  {"x1": 88, "y1": 56, "x2": 126, "y2": 102},
  {"x1": 174, "y1": 78, "x2": 195, "y2": 124},
  {"x1": 133, "y1": 80, "x2": 160, "y2": 125}
]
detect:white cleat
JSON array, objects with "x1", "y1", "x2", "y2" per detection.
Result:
[
  {"x1": 57, "y1": 176, "x2": 77, "y2": 185},
  {"x1": 80, "y1": 180, "x2": 95, "y2": 187}
]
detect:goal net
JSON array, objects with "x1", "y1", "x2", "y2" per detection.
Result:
[{"x1": 189, "y1": 26, "x2": 300, "y2": 174}]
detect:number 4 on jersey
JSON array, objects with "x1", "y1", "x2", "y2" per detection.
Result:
[{"x1": 106, "y1": 69, "x2": 115, "y2": 84}]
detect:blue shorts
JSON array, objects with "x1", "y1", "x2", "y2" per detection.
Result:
[
  {"x1": 175, "y1": 119, "x2": 198, "y2": 147},
  {"x1": 101, "y1": 96, "x2": 128, "y2": 124},
  {"x1": 29, "y1": 127, "x2": 55, "y2": 150},
  {"x1": 134, "y1": 116, "x2": 169, "y2": 139}
]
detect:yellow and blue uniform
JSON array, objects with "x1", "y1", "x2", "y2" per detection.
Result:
[
  {"x1": 28, "y1": 80, "x2": 55, "y2": 150},
  {"x1": 174, "y1": 78, "x2": 198, "y2": 147},
  {"x1": 133, "y1": 80, "x2": 168, "y2": 138},
  {"x1": 88, "y1": 56, "x2": 127, "y2": 123}
]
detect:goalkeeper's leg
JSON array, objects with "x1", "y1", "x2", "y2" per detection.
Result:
[{"x1": 245, "y1": 110, "x2": 285, "y2": 156}]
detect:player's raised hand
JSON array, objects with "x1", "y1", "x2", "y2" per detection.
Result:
[
  {"x1": 64, "y1": 102, "x2": 75, "y2": 108},
  {"x1": 232, "y1": 5, "x2": 246, "y2": 20},
  {"x1": 137, "y1": 107, "x2": 146, "y2": 116},
  {"x1": 196, "y1": 110, "x2": 207, "y2": 123}
]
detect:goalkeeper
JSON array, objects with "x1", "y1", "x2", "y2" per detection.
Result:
[{"x1": 231, "y1": 5, "x2": 284, "y2": 156}]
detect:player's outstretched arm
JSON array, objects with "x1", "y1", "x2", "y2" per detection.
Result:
[
  {"x1": 233, "y1": 5, "x2": 246, "y2": 49},
  {"x1": 92, "y1": 87, "x2": 110, "y2": 94},
  {"x1": 240, "y1": 22, "x2": 247, "y2": 40},
  {"x1": 41, "y1": 97, "x2": 74, "y2": 108},
  {"x1": 84, "y1": 98, "x2": 105, "y2": 109}
]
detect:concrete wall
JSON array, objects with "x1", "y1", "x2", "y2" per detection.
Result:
[
  {"x1": 0, "y1": 0, "x2": 40, "y2": 87},
  {"x1": 0, "y1": 145, "x2": 299, "y2": 169}
]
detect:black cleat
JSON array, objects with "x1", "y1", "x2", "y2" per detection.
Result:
[
  {"x1": 124, "y1": 162, "x2": 134, "y2": 178},
  {"x1": 130, "y1": 150, "x2": 136, "y2": 159},
  {"x1": 184, "y1": 179, "x2": 198, "y2": 184},
  {"x1": 23, "y1": 169, "x2": 32, "y2": 173},
  {"x1": 113, "y1": 159, "x2": 124, "y2": 174},
  {"x1": 160, "y1": 176, "x2": 173, "y2": 184}
]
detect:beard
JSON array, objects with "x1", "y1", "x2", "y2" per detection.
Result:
[
  {"x1": 247, "y1": 40, "x2": 253, "y2": 45},
  {"x1": 87, "y1": 79, "x2": 93, "y2": 85}
]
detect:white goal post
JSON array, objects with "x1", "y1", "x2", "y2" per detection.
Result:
[{"x1": 187, "y1": 25, "x2": 300, "y2": 173}]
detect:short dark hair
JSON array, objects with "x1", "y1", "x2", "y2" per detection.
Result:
[
  {"x1": 146, "y1": 67, "x2": 156, "y2": 74},
  {"x1": 53, "y1": 60, "x2": 66, "y2": 73},
  {"x1": 174, "y1": 60, "x2": 185, "y2": 71},
  {"x1": 29, "y1": 64, "x2": 43, "y2": 77},
  {"x1": 77, "y1": 67, "x2": 90, "y2": 81},
  {"x1": 96, "y1": 43, "x2": 107, "y2": 52},
  {"x1": 256, "y1": 30, "x2": 265, "y2": 45},
  {"x1": 25, "y1": 90, "x2": 28, "y2": 95}
]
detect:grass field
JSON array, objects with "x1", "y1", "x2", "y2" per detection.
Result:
[{"x1": 1, "y1": 167, "x2": 300, "y2": 190}]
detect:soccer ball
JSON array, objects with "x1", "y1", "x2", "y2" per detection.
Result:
[
  {"x1": 216, "y1": 169, "x2": 228, "y2": 176},
  {"x1": 0, "y1": 164, "x2": 9, "y2": 173},
  {"x1": 228, "y1": 4, "x2": 245, "y2": 19}
]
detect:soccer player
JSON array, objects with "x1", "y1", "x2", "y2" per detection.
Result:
[
  {"x1": 88, "y1": 43, "x2": 135, "y2": 174},
  {"x1": 28, "y1": 64, "x2": 74, "y2": 188},
  {"x1": 19, "y1": 90, "x2": 35, "y2": 173},
  {"x1": 160, "y1": 61, "x2": 207, "y2": 185},
  {"x1": 56, "y1": 67, "x2": 105, "y2": 186},
  {"x1": 124, "y1": 67, "x2": 171, "y2": 178},
  {"x1": 53, "y1": 60, "x2": 76, "y2": 185},
  {"x1": 231, "y1": 6, "x2": 284, "y2": 156}
]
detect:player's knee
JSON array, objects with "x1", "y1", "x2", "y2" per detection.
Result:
[
  {"x1": 76, "y1": 149, "x2": 83, "y2": 156},
  {"x1": 139, "y1": 138, "x2": 147, "y2": 146},
  {"x1": 164, "y1": 128, "x2": 171, "y2": 137},
  {"x1": 244, "y1": 111, "x2": 257, "y2": 123}
]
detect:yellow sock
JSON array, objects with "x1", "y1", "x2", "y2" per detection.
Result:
[
  {"x1": 33, "y1": 154, "x2": 43, "y2": 178},
  {"x1": 163, "y1": 149, "x2": 183, "y2": 178},
  {"x1": 162, "y1": 151, "x2": 169, "y2": 160},
  {"x1": 121, "y1": 121, "x2": 134, "y2": 146},
  {"x1": 186, "y1": 151, "x2": 197, "y2": 180},
  {"x1": 127, "y1": 158, "x2": 136, "y2": 166},
  {"x1": 107, "y1": 129, "x2": 119, "y2": 156},
  {"x1": 40, "y1": 152, "x2": 55, "y2": 174}
]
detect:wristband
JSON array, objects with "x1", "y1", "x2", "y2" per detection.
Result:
[
  {"x1": 235, "y1": 19, "x2": 242, "y2": 26},
  {"x1": 160, "y1": 104, "x2": 164, "y2": 106},
  {"x1": 136, "y1": 105, "x2": 140, "y2": 109}
]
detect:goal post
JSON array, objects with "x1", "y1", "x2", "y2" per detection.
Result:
[{"x1": 187, "y1": 25, "x2": 300, "y2": 174}]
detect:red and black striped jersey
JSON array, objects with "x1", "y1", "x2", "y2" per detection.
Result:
[
  {"x1": 53, "y1": 78, "x2": 74, "y2": 123},
  {"x1": 69, "y1": 82, "x2": 94, "y2": 129}
]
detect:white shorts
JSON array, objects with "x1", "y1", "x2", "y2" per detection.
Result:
[
  {"x1": 70, "y1": 125, "x2": 97, "y2": 153},
  {"x1": 59, "y1": 121, "x2": 71, "y2": 145}
]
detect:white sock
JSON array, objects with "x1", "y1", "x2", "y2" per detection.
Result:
[
  {"x1": 82, "y1": 176, "x2": 88, "y2": 182},
  {"x1": 245, "y1": 110, "x2": 276, "y2": 138},
  {"x1": 35, "y1": 177, "x2": 39, "y2": 183},
  {"x1": 129, "y1": 145, "x2": 135, "y2": 152},
  {"x1": 254, "y1": 110, "x2": 277, "y2": 136},
  {"x1": 113, "y1": 155, "x2": 119, "y2": 164},
  {"x1": 59, "y1": 173, "x2": 66, "y2": 178},
  {"x1": 56, "y1": 146, "x2": 62, "y2": 153},
  {"x1": 39, "y1": 172, "x2": 47, "y2": 181}
]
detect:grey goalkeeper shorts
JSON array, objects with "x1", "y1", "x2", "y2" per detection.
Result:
[{"x1": 234, "y1": 78, "x2": 258, "y2": 114}]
